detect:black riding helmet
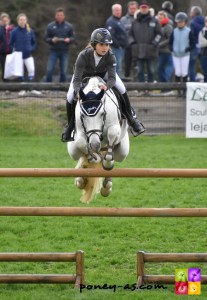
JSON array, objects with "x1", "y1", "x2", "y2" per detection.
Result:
[
  {"x1": 175, "y1": 12, "x2": 188, "y2": 23},
  {"x1": 90, "y1": 28, "x2": 113, "y2": 45},
  {"x1": 162, "y1": 1, "x2": 173, "y2": 12}
]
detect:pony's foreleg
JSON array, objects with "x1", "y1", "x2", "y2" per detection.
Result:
[
  {"x1": 67, "y1": 136, "x2": 88, "y2": 161},
  {"x1": 100, "y1": 177, "x2": 112, "y2": 197},
  {"x1": 102, "y1": 125, "x2": 120, "y2": 170},
  {"x1": 102, "y1": 145, "x2": 114, "y2": 170}
]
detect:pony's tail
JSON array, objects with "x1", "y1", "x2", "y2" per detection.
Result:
[{"x1": 75, "y1": 156, "x2": 102, "y2": 203}]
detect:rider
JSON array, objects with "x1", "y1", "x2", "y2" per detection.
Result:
[{"x1": 62, "y1": 28, "x2": 145, "y2": 142}]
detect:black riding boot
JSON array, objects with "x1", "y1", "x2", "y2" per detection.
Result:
[
  {"x1": 175, "y1": 76, "x2": 181, "y2": 96},
  {"x1": 122, "y1": 92, "x2": 145, "y2": 136},
  {"x1": 182, "y1": 76, "x2": 188, "y2": 98},
  {"x1": 61, "y1": 101, "x2": 76, "y2": 142}
]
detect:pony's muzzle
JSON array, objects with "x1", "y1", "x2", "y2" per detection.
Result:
[
  {"x1": 88, "y1": 133, "x2": 101, "y2": 153},
  {"x1": 89, "y1": 140, "x2": 101, "y2": 153}
]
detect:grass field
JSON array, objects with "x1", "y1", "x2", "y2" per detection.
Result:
[{"x1": 0, "y1": 98, "x2": 207, "y2": 299}]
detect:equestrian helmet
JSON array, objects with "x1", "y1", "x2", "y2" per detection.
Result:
[
  {"x1": 162, "y1": 1, "x2": 173, "y2": 12},
  {"x1": 175, "y1": 12, "x2": 188, "y2": 23},
  {"x1": 90, "y1": 28, "x2": 113, "y2": 44}
]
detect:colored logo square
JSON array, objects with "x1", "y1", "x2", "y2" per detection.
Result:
[
  {"x1": 175, "y1": 281, "x2": 188, "y2": 294},
  {"x1": 175, "y1": 269, "x2": 188, "y2": 282},
  {"x1": 188, "y1": 268, "x2": 201, "y2": 282},
  {"x1": 188, "y1": 282, "x2": 201, "y2": 295}
]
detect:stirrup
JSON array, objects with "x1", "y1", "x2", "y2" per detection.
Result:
[
  {"x1": 130, "y1": 127, "x2": 145, "y2": 137},
  {"x1": 129, "y1": 121, "x2": 145, "y2": 137},
  {"x1": 61, "y1": 133, "x2": 74, "y2": 142}
]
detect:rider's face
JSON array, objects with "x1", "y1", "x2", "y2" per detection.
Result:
[{"x1": 95, "y1": 43, "x2": 110, "y2": 56}]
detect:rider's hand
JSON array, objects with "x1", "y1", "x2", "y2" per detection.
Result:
[
  {"x1": 99, "y1": 84, "x2": 107, "y2": 91},
  {"x1": 74, "y1": 92, "x2": 80, "y2": 101}
]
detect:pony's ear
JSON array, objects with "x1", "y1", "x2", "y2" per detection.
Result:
[
  {"x1": 96, "y1": 89, "x2": 105, "y2": 100},
  {"x1": 79, "y1": 89, "x2": 86, "y2": 100}
]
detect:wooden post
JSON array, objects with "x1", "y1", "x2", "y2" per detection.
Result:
[
  {"x1": 75, "y1": 250, "x2": 84, "y2": 288},
  {"x1": 137, "y1": 251, "x2": 145, "y2": 288}
]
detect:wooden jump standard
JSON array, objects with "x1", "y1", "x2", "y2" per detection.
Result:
[
  {"x1": 0, "y1": 251, "x2": 84, "y2": 287},
  {"x1": 137, "y1": 251, "x2": 207, "y2": 287},
  {"x1": 0, "y1": 207, "x2": 206, "y2": 217},
  {"x1": 1, "y1": 168, "x2": 207, "y2": 178}
]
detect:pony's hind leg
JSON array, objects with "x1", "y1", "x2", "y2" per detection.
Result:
[{"x1": 100, "y1": 177, "x2": 112, "y2": 197}]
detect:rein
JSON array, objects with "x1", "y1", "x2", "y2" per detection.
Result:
[{"x1": 105, "y1": 90, "x2": 123, "y2": 119}]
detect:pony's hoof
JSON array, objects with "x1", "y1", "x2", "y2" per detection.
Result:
[
  {"x1": 100, "y1": 187, "x2": 112, "y2": 197},
  {"x1": 102, "y1": 160, "x2": 114, "y2": 171},
  {"x1": 103, "y1": 177, "x2": 112, "y2": 189},
  {"x1": 75, "y1": 177, "x2": 87, "y2": 189}
]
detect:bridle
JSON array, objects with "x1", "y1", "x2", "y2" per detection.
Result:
[{"x1": 80, "y1": 98, "x2": 106, "y2": 143}]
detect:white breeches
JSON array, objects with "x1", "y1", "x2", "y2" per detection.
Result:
[
  {"x1": 23, "y1": 57, "x2": 35, "y2": 76},
  {"x1": 172, "y1": 55, "x2": 190, "y2": 77},
  {"x1": 67, "y1": 73, "x2": 126, "y2": 103}
]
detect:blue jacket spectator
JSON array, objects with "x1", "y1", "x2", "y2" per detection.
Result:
[
  {"x1": 9, "y1": 13, "x2": 36, "y2": 81},
  {"x1": 9, "y1": 23, "x2": 36, "y2": 59},
  {"x1": 188, "y1": 6, "x2": 205, "y2": 81},
  {"x1": 198, "y1": 16, "x2": 207, "y2": 82},
  {"x1": 105, "y1": 4, "x2": 127, "y2": 76}
]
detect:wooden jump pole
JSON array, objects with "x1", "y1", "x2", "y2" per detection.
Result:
[
  {"x1": 0, "y1": 207, "x2": 206, "y2": 217},
  {"x1": 137, "y1": 251, "x2": 207, "y2": 286},
  {"x1": 0, "y1": 275, "x2": 76, "y2": 284},
  {"x1": 0, "y1": 251, "x2": 84, "y2": 286},
  {"x1": 0, "y1": 252, "x2": 77, "y2": 262},
  {"x1": 1, "y1": 168, "x2": 207, "y2": 178}
]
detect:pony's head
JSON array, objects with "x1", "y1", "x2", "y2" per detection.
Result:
[{"x1": 79, "y1": 85, "x2": 105, "y2": 154}]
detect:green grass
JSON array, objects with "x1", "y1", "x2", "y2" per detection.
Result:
[{"x1": 0, "y1": 99, "x2": 207, "y2": 299}]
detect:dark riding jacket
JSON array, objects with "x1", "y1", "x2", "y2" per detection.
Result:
[
  {"x1": 73, "y1": 47, "x2": 116, "y2": 93},
  {"x1": 44, "y1": 21, "x2": 75, "y2": 51}
]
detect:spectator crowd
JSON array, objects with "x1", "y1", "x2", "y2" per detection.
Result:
[{"x1": 0, "y1": 1, "x2": 207, "y2": 85}]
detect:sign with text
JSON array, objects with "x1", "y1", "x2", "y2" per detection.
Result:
[{"x1": 186, "y1": 82, "x2": 207, "y2": 138}]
